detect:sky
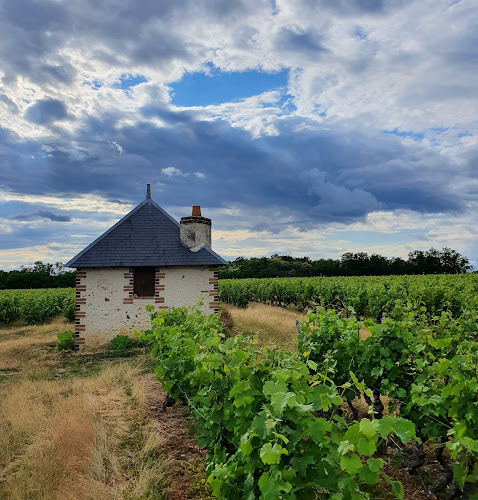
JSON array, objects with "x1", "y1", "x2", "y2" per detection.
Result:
[{"x1": 0, "y1": 0, "x2": 477, "y2": 270}]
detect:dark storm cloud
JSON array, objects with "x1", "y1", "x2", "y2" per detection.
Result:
[
  {"x1": 0, "y1": 0, "x2": 476, "y2": 257},
  {"x1": 0, "y1": 104, "x2": 468, "y2": 228},
  {"x1": 24, "y1": 99, "x2": 69, "y2": 125},
  {"x1": 10, "y1": 211, "x2": 71, "y2": 222}
]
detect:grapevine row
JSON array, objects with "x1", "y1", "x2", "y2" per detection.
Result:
[
  {"x1": 298, "y1": 303, "x2": 478, "y2": 494},
  {"x1": 138, "y1": 304, "x2": 417, "y2": 499},
  {"x1": 0, "y1": 288, "x2": 75, "y2": 324},
  {"x1": 219, "y1": 274, "x2": 478, "y2": 318}
]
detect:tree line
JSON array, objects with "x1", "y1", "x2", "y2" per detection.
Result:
[
  {"x1": 218, "y1": 247, "x2": 473, "y2": 279},
  {"x1": 0, "y1": 262, "x2": 76, "y2": 290},
  {"x1": 0, "y1": 248, "x2": 473, "y2": 288}
]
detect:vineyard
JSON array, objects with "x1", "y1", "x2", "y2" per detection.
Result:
[
  {"x1": 139, "y1": 301, "x2": 478, "y2": 499},
  {"x1": 0, "y1": 288, "x2": 75, "y2": 324},
  {"x1": 1, "y1": 276, "x2": 478, "y2": 498},
  {"x1": 219, "y1": 274, "x2": 478, "y2": 317}
]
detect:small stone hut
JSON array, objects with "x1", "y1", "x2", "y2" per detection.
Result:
[{"x1": 65, "y1": 185, "x2": 227, "y2": 350}]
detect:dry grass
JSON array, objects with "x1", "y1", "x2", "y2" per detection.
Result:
[
  {"x1": 0, "y1": 317, "x2": 69, "y2": 371},
  {"x1": 0, "y1": 320, "x2": 170, "y2": 500},
  {"x1": 222, "y1": 302, "x2": 372, "y2": 349},
  {"x1": 221, "y1": 302, "x2": 308, "y2": 350}
]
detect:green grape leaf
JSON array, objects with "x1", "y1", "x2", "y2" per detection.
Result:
[
  {"x1": 308, "y1": 418, "x2": 332, "y2": 443},
  {"x1": 358, "y1": 463, "x2": 379, "y2": 485},
  {"x1": 377, "y1": 416, "x2": 396, "y2": 439},
  {"x1": 263, "y1": 380, "x2": 288, "y2": 396},
  {"x1": 340, "y1": 454, "x2": 363, "y2": 475},
  {"x1": 357, "y1": 437, "x2": 377, "y2": 456},
  {"x1": 270, "y1": 391, "x2": 287, "y2": 414},
  {"x1": 240, "y1": 433, "x2": 253, "y2": 456},
  {"x1": 270, "y1": 391, "x2": 297, "y2": 414},
  {"x1": 344, "y1": 423, "x2": 361, "y2": 446},
  {"x1": 251, "y1": 412, "x2": 267, "y2": 439},
  {"x1": 359, "y1": 418, "x2": 378, "y2": 439},
  {"x1": 307, "y1": 359, "x2": 318, "y2": 371},
  {"x1": 258, "y1": 472, "x2": 281, "y2": 498},
  {"x1": 391, "y1": 481, "x2": 404, "y2": 499},
  {"x1": 394, "y1": 419, "x2": 416, "y2": 444},
  {"x1": 260, "y1": 442, "x2": 288, "y2": 465},
  {"x1": 366, "y1": 457, "x2": 385, "y2": 473}
]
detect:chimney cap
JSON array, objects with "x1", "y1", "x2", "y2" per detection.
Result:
[
  {"x1": 146, "y1": 184, "x2": 151, "y2": 199},
  {"x1": 192, "y1": 205, "x2": 201, "y2": 217}
]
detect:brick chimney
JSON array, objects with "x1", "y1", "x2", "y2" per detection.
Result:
[{"x1": 180, "y1": 206, "x2": 212, "y2": 252}]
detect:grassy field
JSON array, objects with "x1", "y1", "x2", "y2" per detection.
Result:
[
  {"x1": 220, "y1": 302, "x2": 308, "y2": 350},
  {"x1": 220, "y1": 302, "x2": 371, "y2": 350},
  {"x1": 0, "y1": 319, "x2": 210, "y2": 500}
]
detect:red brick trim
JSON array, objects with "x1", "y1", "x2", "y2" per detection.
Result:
[
  {"x1": 74, "y1": 269, "x2": 87, "y2": 350},
  {"x1": 208, "y1": 267, "x2": 220, "y2": 314}
]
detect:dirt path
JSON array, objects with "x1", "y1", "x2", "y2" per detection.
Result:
[{"x1": 139, "y1": 373, "x2": 211, "y2": 500}]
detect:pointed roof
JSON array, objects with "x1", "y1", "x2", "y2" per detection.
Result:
[{"x1": 65, "y1": 197, "x2": 227, "y2": 268}]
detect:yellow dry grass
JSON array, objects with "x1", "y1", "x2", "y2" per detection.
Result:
[
  {"x1": 0, "y1": 320, "x2": 169, "y2": 500},
  {"x1": 0, "y1": 317, "x2": 68, "y2": 371},
  {"x1": 221, "y1": 302, "x2": 308, "y2": 350}
]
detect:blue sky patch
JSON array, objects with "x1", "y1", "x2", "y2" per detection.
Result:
[
  {"x1": 113, "y1": 74, "x2": 148, "y2": 90},
  {"x1": 84, "y1": 80, "x2": 103, "y2": 90},
  {"x1": 170, "y1": 66, "x2": 289, "y2": 107},
  {"x1": 382, "y1": 129, "x2": 425, "y2": 141}
]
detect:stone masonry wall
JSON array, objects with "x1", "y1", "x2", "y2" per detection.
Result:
[{"x1": 74, "y1": 265, "x2": 219, "y2": 350}]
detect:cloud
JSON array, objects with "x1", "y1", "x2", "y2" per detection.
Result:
[
  {"x1": 0, "y1": 0, "x2": 477, "y2": 268},
  {"x1": 10, "y1": 210, "x2": 72, "y2": 222},
  {"x1": 0, "y1": 190, "x2": 133, "y2": 215},
  {"x1": 24, "y1": 99, "x2": 69, "y2": 125},
  {"x1": 161, "y1": 166, "x2": 188, "y2": 177}
]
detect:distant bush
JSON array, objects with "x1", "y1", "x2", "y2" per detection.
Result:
[
  {"x1": 109, "y1": 335, "x2": 137, "y2": 351},
  {"x1": 56, "y1": 330, "x2": 74, "y2": 351}
]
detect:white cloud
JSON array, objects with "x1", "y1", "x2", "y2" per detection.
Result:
[
  {"x1": 161, "y1": 166, "x2": 188, "y2": 177},
  {"x1": 0, "y1": 190, "x2": 133, "y2": 215}
]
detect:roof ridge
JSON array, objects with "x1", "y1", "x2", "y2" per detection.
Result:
[
  {"x1": 65, "y1": 199, "x2": 149, "y2": 268},
  {"x1": 65, "y1": 198, "x2": 227, "y2": 268}
]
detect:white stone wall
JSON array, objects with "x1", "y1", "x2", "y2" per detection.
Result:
[
  {"x1": 74, "y1": 265, "x2": 218, "y2": 349},
  {"x1": 162, "y1": 266, "x2": 218, "y2": 314}
]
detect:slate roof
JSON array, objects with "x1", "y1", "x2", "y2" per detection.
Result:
[{"x1": 65, "y1": 198, "x2": 227, "y2": 268}]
